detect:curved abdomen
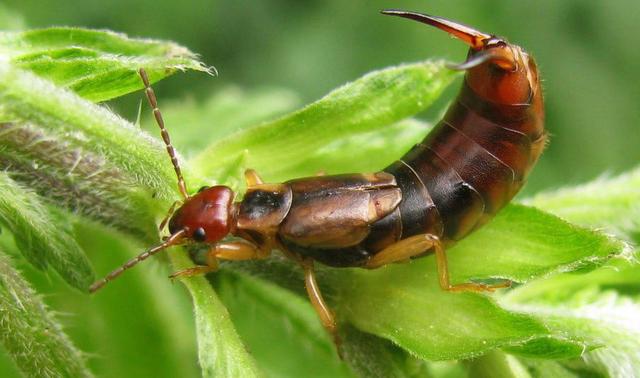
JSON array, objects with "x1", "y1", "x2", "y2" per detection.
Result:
[{"x1": 383, "y1": 81, "x2": 545, "y2": 243}]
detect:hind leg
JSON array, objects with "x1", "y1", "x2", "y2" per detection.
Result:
[
  {"x1": 366, "y1": 234, "x2": 510, "y2": 292},
  {"x1": 432, "y1": 238, "x2": 510, "y2": 292}
]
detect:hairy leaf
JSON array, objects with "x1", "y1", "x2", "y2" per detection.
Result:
[
  {"x1": 0, "y1": 120, "x2": 163, "y2": 241},
  {"x1": 0, "y1": 27, "x2": 212, "y2": 102},
  {"x1": 450, "y1": 205, "x2": 625, "y2": 283},
  {"x1": 0, "y1": 251, "x2": 92, "y2": 377},
  {"x1": 0, "y1": 172, "x2": 94, "y2": 289},
  {"x1": 0, "y1": 63, "x2": 182, "y2": 241},
  {"x1": 525, "y1": 166, "x2": 640, "y2": 241},
  {"x1": 504, "y1": 288, "x2": 640, "y2": 377},
  {"x1": 0, "y1": 63, "x2": 181, "y2": 200}
]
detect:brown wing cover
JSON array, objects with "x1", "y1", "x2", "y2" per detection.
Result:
[{"x1": 278, "y1": 172, "x2": 402, "y2": 266}]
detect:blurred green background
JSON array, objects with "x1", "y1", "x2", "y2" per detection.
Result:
[
  {"x1": 4, "y1": 0, "x2": 639, "y2": 194},
  {"x1": 1, "y1": 1, "x2": 639, "y2": 377}
]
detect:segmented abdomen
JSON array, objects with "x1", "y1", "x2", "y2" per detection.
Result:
[{"x1": 384, "y1": 81, "x2": 545, "y2": 242}]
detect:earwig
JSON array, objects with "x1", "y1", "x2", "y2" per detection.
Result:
[{"x1": 90, "y1": 10, "x2": 545, "y2": 349}]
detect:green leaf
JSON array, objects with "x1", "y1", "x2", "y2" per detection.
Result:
[
  {"x1": 324, "y1": 204, "x2": 624, "y2": 361},
  {"x1": 190, "y1": 61, "x2": 458, "y2": 182},
  {"x1": 0, "y1": 251, "x2": 92, "y2": 377},
  {"x1": 0, "y1": 172, "x2": 94, "y2": 289},
  {"x1": 449, "y1": 205, "x2": 626, "y2": 283},
  {"x1": 503, "y1": 287, "x2": 640, "y2": 377},
  {"x1": 169, "y1": 253, "x2": 262, "y2": 378},
  {"x1": 525, "y1": 166, "x2": 640, "y2": 241},
  {"x1": 500, "y1": 258, "x2": 640, "y2": 303},
  {"x1": 0, "y1": 27, "x2": 212, "y2": 102},
  {"x1": 504, "y1": 336, "x2": 587, "y2": 360}
]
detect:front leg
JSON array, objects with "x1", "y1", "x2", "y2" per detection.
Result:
[
  {"x1": 158, "y1": 200, "x2": 181, "y2": 231},
  {"x1": 170, "y1": 240, "x2": 271, "y2": 278}
]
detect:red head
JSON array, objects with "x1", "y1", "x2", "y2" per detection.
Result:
[
  {"x1": 382, "y1": 9, "x2": 541, "y2": 105},
  {"x1": 89, "y1": 185, "x2": 236, "y2": 293},
  {"x1": 168, "y1": 185, "x2": 235, "y2": 243}
]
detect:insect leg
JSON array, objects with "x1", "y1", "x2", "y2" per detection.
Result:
[
  {"x1": 365, "y1": 234, "x2": 510, "y2": 292},
  {"x1": 158, "y1": 200, "x2": 180, "y2": 231},
  {"x1": 433, "y1": 240, "x2": 511, "y2": 292},
  {"x1": 214, "y1": 240, "x2": 272, "y2": 260},
  {"x1": 169, "y1": 256, "x2": 219, "y2": 279},
  {"x1": 365, "y1": 233, "x2": 440, "y2": 269},
  {"x1": 244, "y1": 169, "x2": 264, "y2": 187},
  {"x1": 169, "y1": 241, "x2": 271, "y2": 279},
  {"x1": 300, "y1": 258, "x2": 340, "y2": 348}
]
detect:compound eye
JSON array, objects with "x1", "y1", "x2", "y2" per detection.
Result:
[
  {"x1": 193, "y1": 227, "x2": 206, "y2": 242},
  {"x1": 198, "y1": 186, "x2": 210, "y2": 193}
]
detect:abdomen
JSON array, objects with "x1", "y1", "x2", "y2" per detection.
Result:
[{"x1": 383, "y1": 81, "x2": 545, "y2": 243}]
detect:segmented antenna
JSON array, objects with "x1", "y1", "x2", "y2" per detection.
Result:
[
  {"x1": 139, "y1": 68, "x2": 189, "y2": 199},
  {"x1": 89, "y1": 229, "x2": 186, "y2": 293}
]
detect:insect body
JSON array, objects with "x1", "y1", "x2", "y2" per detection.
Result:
[{"x1": 90, "y1": 10, "x2": 545, "y2": 346}]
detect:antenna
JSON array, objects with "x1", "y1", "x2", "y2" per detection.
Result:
[
  {"x1": 89, "y1": 229, "x2": 186, "y2": 293},
  {"x1": 139, "y1": 68, "x2": 189, "y2": 199}
]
